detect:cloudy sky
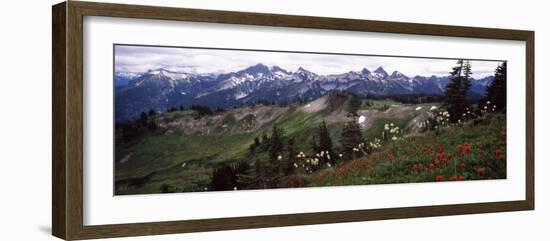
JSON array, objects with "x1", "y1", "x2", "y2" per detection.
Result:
[{"x1": 114, "y1": 45, "x2": 503, "y2": 78}]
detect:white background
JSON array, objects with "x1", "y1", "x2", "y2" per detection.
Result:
[
  {"x1": 84, "y1": 16, "x2": 525, "y2": 225},
  {"x1": 0, "y1": 0, "x2": 547, "y2": 240}
]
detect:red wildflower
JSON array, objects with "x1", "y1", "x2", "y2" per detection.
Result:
[
  {"x1": 412, "y1": 164, "x2": 419, "y2": 173},
  {"x1": 429, "y1": 163, "x2": 435, "y2": 170},
  {"x1": 496, "y1": 149, "x2": 505, "y2": 161},
  {"x1": 463, "y1": 143, "x2": 472, "y2": 155},
  {"x1": 457, "y1": 163, "x2": 466, "y2": 169},
  {"x1": 476, "y1": 167, "x2": 486, "y2": 176},
  {"x1": 456, "y1": 144, "x2": 463, "y2": 154},
  {"x1": 386, "y1": 153, "x2": 394, "y2": 161},
  {"x1": 449, "y1": 175, "x2": 458, "y2": 181},
  {"x1": 435, "y1": 175, "x2": 445, "y2": 182},
  {"x1": 459, "y1": 175, "x2": 465, "y2": 181}
]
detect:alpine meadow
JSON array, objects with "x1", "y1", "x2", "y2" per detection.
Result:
[{"x1": 114, "y1": 45, "x2": 507, "y2": 195}]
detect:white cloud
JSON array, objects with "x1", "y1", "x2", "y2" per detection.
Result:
[{"x1": 114, "y1": 45, "x2": 502, "y2": 78}]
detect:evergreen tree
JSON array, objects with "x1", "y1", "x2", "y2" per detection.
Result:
[
  {"x1": 340, "y1": 120, "x2": 363, "y2": 160},
  {"x1": 318, "y1": 120, "x2": 335, "y2": 165},
  {"x1": 268, "y1": 125, "x2": 284, "y2": 174},
  {"x1": 482, "y1": 62, "x2": 507, "y2": 112},
  {"x1": 254, "y1": 158, "x2": 266, "y2": 188},
  {"x1": 461, "y1": 60, "x2": 472, "y2": 100},
  {"x1": 284, "y1": 137, "x2": 298, "y2": 175},
  {"x1": 444, "y1": 60, "x2": 472, "y2": 123}
]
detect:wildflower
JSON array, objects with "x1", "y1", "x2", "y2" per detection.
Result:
[
  {"x1": 496, "y1": 149, "x2": 505, "y2": 161},
  {"x1": 486, "y1": 101, "x2": 491, "y2": 104},
  {"x1": 415, "y1": 106, "x2": 422, "y2": 111},
  {"x1": 458, "y1": 163, "x2": 466, "y2": 169},
  {"x1": 463, "y1": 143, "x2": 472, "y2": 155},
  {"x1": 386, "y1": 153, "x2": 394, "y2": 161},
  {"x1": 293, "y1": 163, "x2": 298, "y2": 168},
  {"x1": 428, "y1": 163, "x2": 435, "y2": 170},
  {"x1": 430, "y1": 106, "x2": 437, "y2": 111},
  {"x1": 476, "y1": 167, "x2": 486, "y2": 176},
  {"x1": 435, "y1": 175, "x2": 445, "y2": 182},
  {"x1": 233, "y1": 187, "x2": 238, "y2": 191},
  {"x1": 204, "y1": 187, "x2": 208, "y2": 191},
  {"x1": 384, "y1": 124, "x2": 390, "y2": 130},
  {"x1": 338, "y1": 153, "x2": 343, "y2": 158},
  {"x1": 392, "y1": 136, "x2": 397, "y2": 141},
  {"x1": 277, "y1": 155, "x2": 282, "y2": 160},
  {"x1": 327, "y1": 162, "x2": 332, "y2": 168},
  {"x1": 449, "y1": 175, "x2": 458, "y2": 181},
  {"x1": 459, "y1": 175, "x2": 465, "y2": 181}
]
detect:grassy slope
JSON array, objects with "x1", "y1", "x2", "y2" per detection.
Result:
[
  {"x1": 115, "y1": 95, "x2": 482, "y2": 194},
  {"x1": 310, "y1": 114, "x2": 507, "y2": 187}
]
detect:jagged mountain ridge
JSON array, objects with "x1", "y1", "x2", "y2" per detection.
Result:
[{"x1": 115, "y1": 63, "x2": 494, "y2": 121}]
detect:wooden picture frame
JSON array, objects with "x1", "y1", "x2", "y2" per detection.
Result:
[{"x1": 52, "y1": 1, "x2": 534, "y2": 240}]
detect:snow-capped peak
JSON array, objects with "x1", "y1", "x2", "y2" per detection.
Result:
[
  {"x1": 147, "y1": 68, "x2": 190, "y2": 80},
  {"x1": 390, "y1": 71, "x2": 407, "y2": 79},
  {"x1": 373, "y1": 67, "x2": 389, "y2": 78}
]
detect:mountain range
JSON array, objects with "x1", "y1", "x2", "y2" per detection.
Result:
[{"x1": 115, "y1": 63, "x2": 494, "y2": 121}]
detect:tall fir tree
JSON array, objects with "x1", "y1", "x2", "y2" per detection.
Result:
[
  {"x1": 461, "y1": 60, "x2": 472, "y2": 101},
  {"x1": 268, "y1": 125, "x2": 284, "y2": 175},
  {"x1": 482, "y1": 62, "x2": 507, "y2": 112},
  {"x1": 444, "y1": 59, "x2": 472, "y2": 123},
  {"x1": 284, "y1": 137, "x2": 298, "y2": 175},
  {"x1": 318, "y1": 120, "x2": 335, "y2": 165},
  {"x1": 340, "y1": 120, "x2": 363, "y2": 160}
]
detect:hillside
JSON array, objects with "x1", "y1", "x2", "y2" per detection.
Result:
[{"x1": 114, "y1": 92, "x2": 451, "y2": 194}]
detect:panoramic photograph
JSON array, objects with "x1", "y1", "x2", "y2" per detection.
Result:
[{"x1": 114, "y1": 44, "x2": 507, "y2": 195}]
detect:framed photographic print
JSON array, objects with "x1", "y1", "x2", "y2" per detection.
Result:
[{"x1": 52, "y1": 1, "x2": 534, "y2": 240}]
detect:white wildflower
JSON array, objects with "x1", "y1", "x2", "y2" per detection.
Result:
[
  {"x1": 430, "y1": 106, "x2": 437, "y2": 111},
  {"x1": 392, "y1": 136, "x2": 397, "y2": 141},
  {"x1": 415, "y1": 106, "x2": 422, "y2": 111},
  {"x1": 277, "y1": 155, "x2": 282, "y2": 160},
  {"x1": 358, "y1": 115, "x2": 366, "y2": 124},
  {"x1": 233, "y1": 187, "x2": 238, "y2": 191}
]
